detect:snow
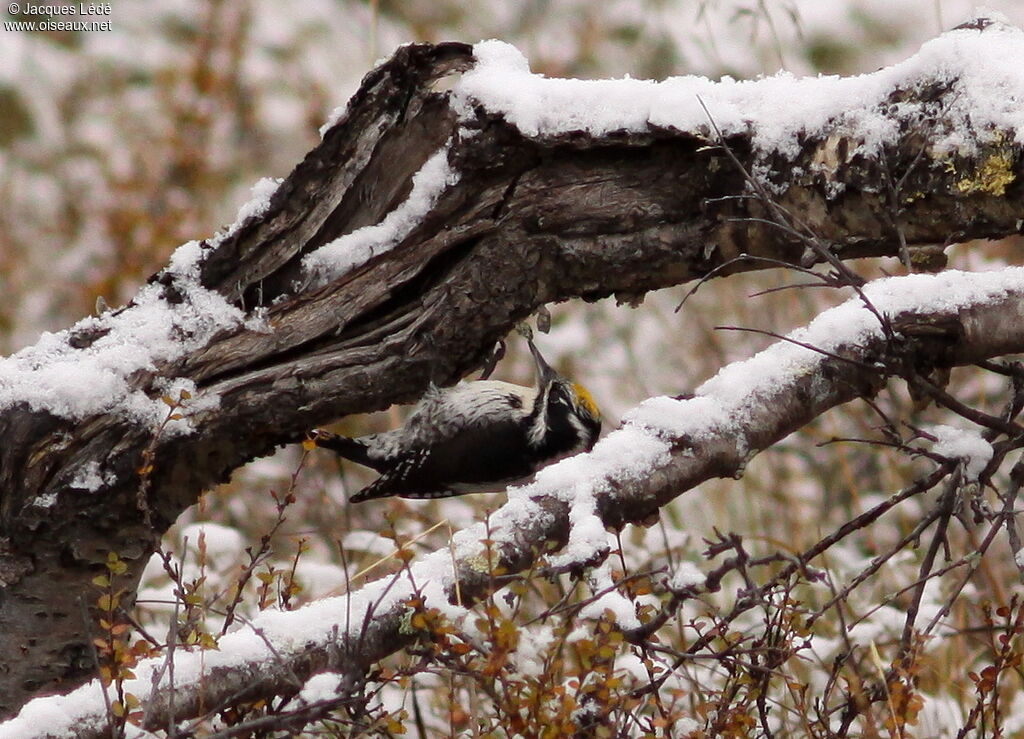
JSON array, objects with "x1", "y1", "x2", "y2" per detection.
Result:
[
  {"x1": 179, "y1": 522, "x2": 246, "y2": 569},
  {"x1": 846, "y1": 606, "x2": 908, "y2": 646},
  {"x1": 543, "y1": 491, "x2": 610, "y2": 571},
  {"x1": 846, "y1": 578, "x2": 950, "y2": 651},
  {"x1": 674, "y1": 716, "x2": 701, "y2": 735},
  {"x1": 514, "y1": 623, "x2": 555, "y2": 677},
  {"x1": 7, "y1": 205, "x2": 1020, "y2": 739},
  {"x1": 228, "y1": 177, "x2": 282, "y2": 233},
  {"x1": 319, "y1": 105, "x2": 347, "y2": 137},
  {"x1": 0, "y1": 239, "x2": 241, "y2": 428},
  {"x1": 668, "y1": 561, "x2": 705, "y2": 591},
  {"x1": 628, "y1": 267, "x2": 1024, "y2": 447},
  {"x1": 164, "y1": 240, "x2": 205, "y2": 279},
  {"x1": 69, "y1": 461, "x2": 107, "y2": 492},
  {"x1": 207, "y1": 177, "x2": 284, "y2": 250},
  {"x1": 342, "y1": 529, "x2": 400, "y2": 557},
  {"x1": 291, "y1": 561, "x2": 349, "y2": 599},
  {"x1": 31, "y1": 492, "x2": 58, "y2": 509},
  {"x1": 579, "y1": 561, "x2": 641, "y2": 629},
  {"x1": 298, "y1": 672, "x2": 342, "y2": 704},
  {"x1": 8, "y1": 23, "x2": 1024, "y2": 733},
  {"x1": 302, "y1": 146, "x2": 459, "y2": 286},
  {"x1": 523, "y1": 426, "x2": 670, "y2": 570},
  {"x1": 456, "y1": 22, "x2": 1024, "y2": 160},
  {"x1": 5, "y1": 18, "x2": 1018, "y2": 448},
  {"x1": 927, "y1": 424, "x2": 994, "y2": 479},
  {"x1": 624, "y1": 394, "x2": 733, "y2": 443},
  {"x1": 517, "y1": 268, "x2": 1024, "y2": 572},
  {"x1": 3, "y1": 492, "x2": 536, "y2": 734}
]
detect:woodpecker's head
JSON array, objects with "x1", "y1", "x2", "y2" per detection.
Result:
[{"x1": 527, "y1": 339, "x2": 602, "y2": 454}]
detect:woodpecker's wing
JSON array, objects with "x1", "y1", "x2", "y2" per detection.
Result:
[
  {"x1": 349, "y1": 382, "x2": 541, "y2": 502},
  {"x1": 349, "y1": 412, "x2": 540, "y2": 501}
]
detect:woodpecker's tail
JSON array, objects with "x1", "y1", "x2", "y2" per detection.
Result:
[
  {"x1": 310, "y1": 430, "x2": 389, "y2": 472},
  {"x1": 348, "y1": 473, "x2": 456, "y2": 504}
]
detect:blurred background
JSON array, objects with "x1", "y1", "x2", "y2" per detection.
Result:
[{"x1": 5, "y1": 1, "x2": 1024, "y2": 734}]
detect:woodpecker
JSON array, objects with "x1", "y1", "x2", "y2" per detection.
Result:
[{"x1": 312, "y1": 340, "x2": 601, "y2": 502}]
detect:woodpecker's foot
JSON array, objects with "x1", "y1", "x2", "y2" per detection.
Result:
[{"x1": 308, "y1": 429, "x2": 342, "y2": 450}]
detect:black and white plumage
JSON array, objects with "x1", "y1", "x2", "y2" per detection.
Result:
[{"x1": 312, "y1": 341, "x2": 601, "y2": 502}]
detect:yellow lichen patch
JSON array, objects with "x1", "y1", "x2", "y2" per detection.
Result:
[
  {"x1": 952, "y1": 146, "x2": 1016, "y2": 196},
  {"x1": 462, "y1": 546, "x2": 500, "y2": 573}
]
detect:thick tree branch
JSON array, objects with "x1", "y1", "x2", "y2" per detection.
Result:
[
  {"x1": 8, "y1": 269, "x2": 1024, "y2": 736},
  {"x1": 3, "y1": 20, "x2": 1024, "y2": 717}
]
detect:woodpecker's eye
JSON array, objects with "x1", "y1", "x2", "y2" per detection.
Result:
[{"x1": 549, "y1": 384, "x2": 573, "y2": 406}]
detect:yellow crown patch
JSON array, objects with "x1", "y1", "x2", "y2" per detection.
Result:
[{"x1": 571, "y1": 382, "x2": 600, "y2": 418}]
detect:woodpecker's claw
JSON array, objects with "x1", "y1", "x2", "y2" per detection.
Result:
[{"x1": 478, "y1": 339, "x2": 506, "y2": 380}]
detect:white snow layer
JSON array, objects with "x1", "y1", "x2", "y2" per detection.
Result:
[
  {"x1": 298, "y1": 672, "x2": 343, "y2": 704},
  {"x1": 4, "y1": 265, "x2": 1022, "y2": 739},
  {"x1": 668, "y1": 561, "x2": 706, "y2": 591},
  {"x1": 7, "y1": 24, "x2": 1024, "y2": 733},
  {"x1": 301, "y1": 20, "x2": 1024, "y2": 322},
  {"x1": 457, "y1": 23, "x2": 1024, "y2": 158},
  {"x1": 629, "y1": 268, "x2": 1024, "y2": 443},
  {"x1": 0, "y1": 240, "x2": 237, "y2": 429},
  {"x1": 928, "y1": 424, "x2": 994, "y2": 479},
  {"x1": 580, "y1": 560, "x2": 642, "y2": 629},
  {"x1": 302, "y1": 146, "x2": 459, "y2": 285},
  {"x1": 211, "y1": 176, "x2": 283, "y2": 248}
]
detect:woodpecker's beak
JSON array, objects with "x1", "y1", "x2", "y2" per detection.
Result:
[{"x1": 528, "y1": 339, "x2": 558, "y2": 385}]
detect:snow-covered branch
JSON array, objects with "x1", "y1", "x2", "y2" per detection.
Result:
[
  {"x1": 9, "y1": 268, "x2": 1024, "y2": 736},
  {"x1": 4, "y1": 17, "x2": 1024, "y2": 721}
]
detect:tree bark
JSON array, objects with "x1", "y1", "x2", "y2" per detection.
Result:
[
  {"x1": 8, "y1": 269, "x2": 1024, "y2": 738},
  {"x1": 3, "y1": 23, "x2": 1024, "y2": 717}
]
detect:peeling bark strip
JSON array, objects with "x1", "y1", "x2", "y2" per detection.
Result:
[{"x1": 3, "y1": 20, "x2": 1024, "y2": 719}]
